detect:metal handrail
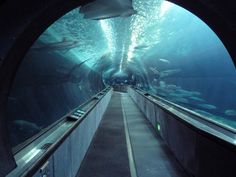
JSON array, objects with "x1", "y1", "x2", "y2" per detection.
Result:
[
  {"x1": 10, "y1": 86, "x2": 112, "y2": 177},
  {"x1": 12, "y1": 86, "x2": 111, "y2": 154},
  {"x1": 131, "y1": 87, "x2": 236, "y2": 147},
  {"x1": 133, "y1": 88, "x2": 236, "y2": 134}
]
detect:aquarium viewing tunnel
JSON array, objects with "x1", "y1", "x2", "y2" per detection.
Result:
[{"x1": 0, "y1": 0, "x2": 236, "y2": 177}]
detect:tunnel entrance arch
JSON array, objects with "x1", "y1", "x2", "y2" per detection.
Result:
[
  {"x1": 0, "y1": 0, "x2": 235, "y2": 112},
  {"x1": 0, "y1": 0, "x2": 236, "y2": 176}
]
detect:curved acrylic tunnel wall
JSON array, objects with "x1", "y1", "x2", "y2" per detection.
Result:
[
  {"x1": 6, "y1": 0, "x2": 236, "y2": 150},
  {"x1": 76, "y1": 0, "x2": 236, "y2": 131},
  {"x1": 130, "y1": 1, "x2": 236, "y2": 130},
  {"x1": 7, "y1": 54, "x2": 105, "y2": 148},
  {"x1": 6, "y1": 11, "x2": 107, "y2": 148}
]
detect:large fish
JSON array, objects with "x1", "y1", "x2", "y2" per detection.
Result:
[
  {"x1": 31, "y1": 37, "x2": 79, "y2": 53},
  {"x1": 225, "y1": 109, "x2": 236, "y2": 116},
  {"x1": 80, "y1": 0, "x2": 138, "y2": 20},
  {"x1": 171, "y1": 97, "x2": 189, "y2": 104},
  {"x1": 198, "y1": 104, "x2": 217, "y2": 110},
  {"x1": 189, "y1": 96, "x2": 205, "y2": 102}
]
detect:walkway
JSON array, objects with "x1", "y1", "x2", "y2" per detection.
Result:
[{"x1": 77, "y1": 92, "x2": 188, "y2": 177}]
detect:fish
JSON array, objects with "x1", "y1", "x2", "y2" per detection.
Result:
[
  {"x1": 166, "y1": 84, "x2": 181, "y2": 91},
  {"x1": 198, "y1": 104, "x2": 217, "y2": 110},
  {"x1": 171, "y1": 97, "x2": 189, "y2": 104},
  {"x1": 189, "y1": 96, "x2": 205, "y2": 102},
  {"x1": 175, "y1": 89, "x2": 201, "y2": 97},
  {"x1": 159, "y1": 58, "x2": 170, "y2": 64},
  {"x1": 225, "y1": 109, "x2": 236, "y2": 116},
  {"x1": 66, "y1": 58, "x2": 92, "y2": 80},
  {"x1": 80, "y1": 0, "x2": 137, "y2": 20},
  {"x1": 12, "y1": 120, "x2": 42, "y2": 133},
  {"x1": 169, "y1": 93, "x2": 185, "y2": 98},
  {"x1": 31, "y1": 37, "x2": 79, "y2": 53}
]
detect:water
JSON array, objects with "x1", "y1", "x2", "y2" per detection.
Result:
[
  {"x1": 6, "y1": 0, "x2": 236, "y2": 148},
  {"x1": 135, "y1": 1, "x2": 236, "y2": 129}
]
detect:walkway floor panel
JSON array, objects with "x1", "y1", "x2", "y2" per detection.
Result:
[
  {"x1": 77, "y1": 92, "x2": 189, "y2": 177},
  {"x1": 122, "y1": 93, "x2": 188, "y2": 177},
  {"x1": 77, "y1": 92, "x2": 131, "y2": 177}
]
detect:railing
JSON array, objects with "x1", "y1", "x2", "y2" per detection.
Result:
[
  {"x1": 130, "y1": 86, "x2": 236, "y2": 146},
  {"x1": 7, "y1": 86, "x2": 112, "y2": 177},
  {"x1": 129, "y1": 87, "x2": 236, "y2": 177}
]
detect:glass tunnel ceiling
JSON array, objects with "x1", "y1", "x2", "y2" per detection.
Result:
[
  {"x1": 7, "y1": 0, "x2": 236, "y2": 148},
  {"x1": 28, "y1": 1, "x2": 236, "y2": 126},
  {"x1": 31, "y1": 1, "x2": 236, "y2": 124}
]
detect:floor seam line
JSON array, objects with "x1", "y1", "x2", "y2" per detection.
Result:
[{"x1": 121, "y1": 95, "x2": 138, "y2": 177}]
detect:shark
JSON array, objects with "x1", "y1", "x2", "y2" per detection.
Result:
[
  {"x1": 31, "y1": 37, "x2": 79, "y2": 53},
  {"x1": 80, "y1": 0, "x2": 140, "y2": 20}
]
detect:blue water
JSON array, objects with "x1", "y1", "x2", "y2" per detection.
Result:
[{"x1": 6, "y1": 0, "x2": 236, "y2": 148}]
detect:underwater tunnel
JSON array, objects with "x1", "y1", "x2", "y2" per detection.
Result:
[{"x1": 0, "y1": 0, "x2": 236, "y2": 177}]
